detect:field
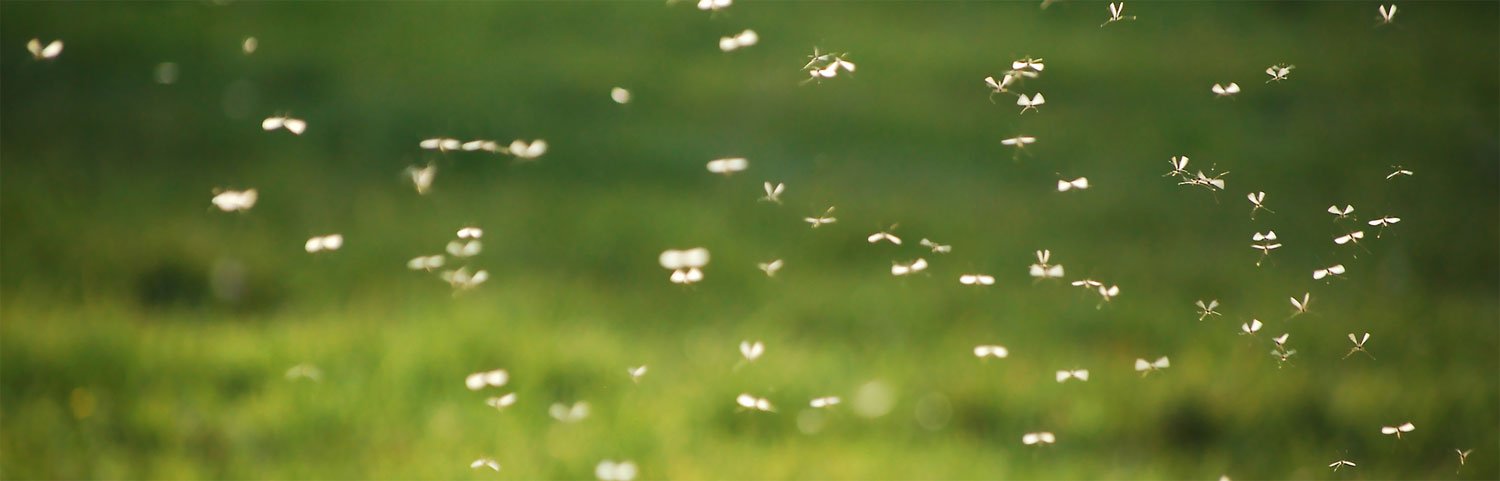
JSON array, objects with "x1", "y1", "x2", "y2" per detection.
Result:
[{"x1": 1, "y1": 1, "x2": 1497, "y2": 479}]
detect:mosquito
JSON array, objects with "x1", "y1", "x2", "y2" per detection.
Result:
[
  {"x1": 867, "y1": 224, "x2": 902, "y2": 245},
  {"x1": 804, "y1": 207, "x2": 837, "y2": 228},
  {"x1": 1195, "y1": 299, "x2": 1221, "y2": 321},
  {"x1": 760, "y1": 182, "x2": 785, "y2": 204},
  {"x1": 1367, "y1": 215, "x2": 1401, "y2": 237},
  {"x1": 1265, "y1": 64, "x2": 1294, "y2": 83},
  {"x1": 1029, "y1": 249, "x2": 1065, "y2": 279},
  {"x1": 920, "y1": 238, "x2": 952, "y2": 254},
  {"x1": 1101, "y1": 2, "x2": 1136, "y2": 27},
  {"x1": 1016, "y1": 93, "x2": 1045, "y2": 114},
  {"x1": 1345, "y1": 332, "x2": 1375, "y2": 359},
  {"x1": 1164, "y1": 156, "x2": 1190, "y2": 178},
  {"x1": 1289, "y1": 293, "x2": 1311, "y2": 319},
  {"x1": 1251, "y1": 231, "x2": 1281, "y2": 266},
  {"x1": 1247, "y1": 191, "x2": 1274, "y2": 219}
]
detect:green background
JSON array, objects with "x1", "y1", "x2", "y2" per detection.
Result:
[{"x1": 2, "y1": 1, "x2": 1497, "y2": 479}]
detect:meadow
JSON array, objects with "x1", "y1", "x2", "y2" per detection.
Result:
[{"x1": 1, "y1": 1, "x2": 1497, "y2": 479}]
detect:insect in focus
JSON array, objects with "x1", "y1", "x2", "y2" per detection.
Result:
[
  {"x1": 1057, "y1": 177, "x2": 1089, "y2": 192},
  {"x1": 758, "y1": 259, "x2": 784, "y2": 277},
  {"x1": 1334, "y1": 230, "x2": 1365, "y2": 246},
  {"x1": 1016, "y1": 93, "x2": 1046, "y2": 114},
  {"x1": 1247, "y1": 191, "x2": 1274, "y2": 218},
  {"x1": 1289, "y1": 292, "x2": 1311, "y2": 318},
  {"x1": 739, "y1": 340, "x2": 765, "y2": 362},
  {"x1": 211, "y1": 188, "x2": 258, "y2": 212},
  {"x1": 1368, "y1": 215, "x2": 1401, "y2": 237},
  {"x1": 549, "y1": 401, "x2": 591, "y2": 422},
  {"x1": 804, "y1": 207, "x2": 837, "y2": 228},
  {"x1": 1135, "y1": 356, "x2": 1170, "y2": 375},
  {"x1": 867, "y1": 224, "x2": 902, "y2": 245},
  {"x1": 304, "y1": 234, "x2": 344, "y2": 253},
  {"x1": 26, "y1": 38, "x2": 63, "y2": 60},
  {"x1": 984, "y1": 75, "x2": 1016, "y2": 100},
  {"x1": 736, "y1": 393, "x2": 774, "y2": 412},
  {"x1": 1012, "y1": 57, "x2": 1045, "y2": 76},
  {"x1": 973, "y1": 345, "x2": 1009, "y2": 359},
  {"x1": 1022, "y1": 432, "x2": 1056, "y2": 445},
  {"x1": 471, "y1": 458, "x2": 501, "y2": 472},
  {"x1": 1381, "y1": 422, "x2": 1415, "y2": 439},
  {"x1": 262, "y1": 115, "x2": 307, "y2": 135},
  {"x1": 659, "y1": 247, "x2": 709, "y2": 284},
  {"x1": 761, "y1": 182, "x2": 785, "y2": 204},
  {"x1": 1387, "y1": 166, "x2": 1414, "y2": 179},
  {"x1": 1313, "y1": 264, "x2": 1346, "y2": 280},
  {"x1": 1195, "y1": 299, "x2": 1221, "y2": 321},
  {"x1": 1251, "y1": 231, "x2": 1281, "y2": 266},
  {"x1": 1345, "y1": 332, "x2": 1375, "y2": 359},
  {"x1": 485, "y1": 393, "x2": 518, "y2": 410},
  {"x1": 719, "y1": 29, "x2": 759, "y2": 52},
  {"x1": 1055, "y1": 369, "x2": 1089, "y2": 383},
  {"x1": 1101, "y1": 2, "x2": 1136, "y2": 27},
  {"x1": 1265, "y1": 64, "x2": 1294, "y2": 83},
  {"x1": 891, "y1": 258, "x2": 928, "y2": 276},
  {"x1": 1029, "y1": 249, "x2": 1065, "y2": 279},
  {"x1": 1328, "y1": 204, "x2": 1355, "y2": 219},
  {"x1": 465, "y1": 369, "x2": 509, "y2": 390},
  {"x1": 1272, "y1": 333, "x2": 1290, "y2": 348},
  {"x1": 960, "y1": 274, "x2": 996, "y2": 286},
  {"x1": 809, "y1": 396, "x2": 841, "y2": 408},
  {"x1": 1165, "y1": 156, "x2": 1190, "y2": 178},
  {"x1": 920, "y1": 238, "x2": 952, "y2": 254}
]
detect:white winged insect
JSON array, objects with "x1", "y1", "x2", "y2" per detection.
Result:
[
  {"x1": 1367, "y1": 215, "x2": 1401, "y2": 237},
  {"x1": 486, "y1": 393, "x2": 518, "y2": 410},
  {"x1": 262, "y1": 115, "x2": 307, "y2": 135},
  {"x1": 1265, "y1": 64, "x2": 1294, "y2": 83},
  {"x1": 960, "y1": 273, "x2": 996, "y2": 286},
  {"x1": 735, "y1": 393, "x2": 774, "y2": 412},
  {"x1": 242, "y1": 37, "x2": 258, "y2": 54},
  {"x1": 1055, "y1": 369, "x2": 1089, "y2": 383},
  {"x1": 405, "y1": 163, "x2": 436, "y2": 195},
  {"x1": 441, "y1": 267, "x2": 489, "y2": 290},
  {"x1": 973, "y1": 345, "x2": 1009, "y2": 359},
  {"x1": 461, "y1": 139, "x2": 501, "y2": 153},
  {"x1": 1457, "y1": 449, "x2": 1473, "y2": 469},
  {"x1": 1328, "y1": 460, "x2": 1356, "y2": 472},
  {"x1": 1240, "y1": 319, "x2": 1263, "y2": 335},
  {"x1": 1345, "y1": 332, "x2": 1375, "y2": 359},
  {"x1": 809, "y1": 396, "x2": 841, "y2": 408},
  {"x1": 803, "y1": 50, "x2": 856, "y2": 83},
  {"x1": 891, "y1": 258, "x2": 928, "y2": 276},
  {"x1": 660, "y1": 248, "x2": 710, "y2": 285},
  {"x1": 407, "y1": 255, "x2": 444, "y2": 271},
  {"x1": 1057, "y1": 177, "x2": 1089, "y2": 192},
  {"x1": 697, "y1": 0, "x2": 730, "y2": 12},
  {"x1": 1029, "y1": 249, "x2": 1065, "y2": 279},
  {"x1": 1313, "y1": 264, "x2": 1346, "y2": 280},
  {"x1": 920, "y1": 238, "x2": 952, "y2": 254},
  {"x1": 465, "y1": 369, "x2": 509, "y2": 391},
  {"x1": 1272, "y1": 333, "x2": 1290, "y2": 348},
  {"x1": 1328, "y1": 204, "x2": 1355, "y2": 219},
  {"x1": 1134, "y1": 356, "x2": 1170, "y2": 375},
  {"x1": 1247, "y1": 192, "x2": 1274, "y2": 218},
  {"x1": 760, "y1": 182, "x2": 785, "y2": 204},
  {"x1": 1289, "y1": 292, "x2": 1311, "y2": 318},
  {"x1": 26, "y1": 38, "x2": 63, "y2": 60},
  {"x1": 1022, "y1": 432, "x2": 1057, "y2": 445},
  {"x1": 1101, "y1": 2, "x2": 1136, "y2": 26},
  {"x1": 627, "y1": 365, "x2": 648, "y2": 383},
  {"x1": 1180, "y1": 170, "x2": 1228, "y2": 191},
  {"x1": 1071, "y1": 279, "x2": 1103, "y2": 290},
  {"x1": 804, "y1": 207, "x2": 837, "y2": 228},
  {"x1": 447, "y1": 239, "x2": 482, "y2": 258},
  {"x1": 506, "y1": 139, "x2": 548, "y2": 160},
  {"x1": 1165, "y1": 156, "x2": 1190, "y2": 178},
  {"x1": 457, "y1": 226, "x2": 482, "y2": 239},
  {"x1": 984, "y1": 74, "x2": 1016, "y2": 100},
  {"x1": 211, "y1": 188, "x2": 258, "y2": 212},
  {"x1": 867, "y1": 225, "x2": 902, "y2": 245},
  {"x1": 1381, "y1": 422, "x2": 1415, "y2": 439},
  {"x1": 718, "y1": 29, "x2": 758, "y2": 52},
  {"x1": 284, "y1": 363, "x2": 323, "y2": 382},
  {"x1": 549, "y1": 402, "x2": 591, "y2": 423},
  {"x1": 1251, "y1": 231, "x2": 1281, "y2": 266},
  {"x1": 471, "y1": 458, "x2": 501, "y2": 472},
  {"x1": 706, "y1": 157, "x2": 748, "y2": 176},
  {"x1": 611, "y1": 87, "x2": 631, "y2": 104},
  {"x1": 1001, "y1": 135, "x2": 1037, "y2": 157},
  {"x1": 420, "y1": 137, "x2": 461, "y2": 152},
  {"x1": 304, "y1": 234, "x2": 344, "y2": 253},
  {"x1": 1016, "y1": 93, "x2": 1046, "y2": 114},
  {"x1": 594, "y1": 460, "x2": 638, "y2": 481},
  {"x1": 1097, "y1": 284, "x2": 1120, "y2": 304},
  {"x1": 1211, "y1": 83, "x2": 1241, "y2": 98},
  {"x1": 1012, "y1": 57, "x2": 1045, "y2": 76},
  {"x1": 1386, "y1": 166, "x2": 1413, "y2": 179},
  {"x1": 758, "y1": 259, "x2": 784, "y2": 277},
  {"x1": 1377, "y1": 4, "x2": 1397, "y2": 25},
  {"x1": 739, "y1": 340, "x2": 765, "y2": 362},
  {"x1": 1334, "y1": 230, "x2": 1366, "y2": 246},
  {"x1": 1195, "y1": 299, "x2": 1222, "y2": 321}
]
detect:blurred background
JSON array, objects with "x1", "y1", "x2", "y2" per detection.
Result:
[{"x1": 1, "y1": 1, "x2": 1497, "y2": 479}]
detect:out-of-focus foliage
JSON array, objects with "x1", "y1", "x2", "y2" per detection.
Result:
[{"x1": 1, "y1": 2, "x2": 1496, "y2": 479}]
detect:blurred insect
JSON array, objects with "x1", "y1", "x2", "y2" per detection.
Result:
[
  {"x1": 803, "y1": 50, "x2": 855, "y2": 83},
  {"x1": 719, "y1": 29, "x2": 758, "y2": 52},
  {"x1": 407, "y1": 255, "x2": 445, "y2": 271},
  {"x1": 1012, "y1": 57, "x2": 1045, "y2": 76},
  {"x1": 1101, "y1": 2, "x2": 1136, "y2": 26},
  {"x1": 758, "y1": 259, "x2": 784, "y2": 277},
  {"x1": 506, "y1": 139, "x2": 548, "y2": 160},
  {"x1": 406, "y1": 163, "x2": 436, "y2": 195},
  {"x1": 809, "y1": 396, "x2": 841, "y2": 408},
  {"x1": 920, "y1": 238, "x2": 952, "y2": 254},
  {"x1": 1057, "y1": 177, "x2": 1090, "y2": 192},
  {"x1": 659, "y1": 247, "x2": 709, "y2": 284},
  {"x1": 1071, "y1": 279, "x2": 1103, "y2": 290},
  {"x1": 1377, "y1": 4, "x2": 1397, "y2": 24},
  {"x1": 595, "y1": 460, "x2": 638, "y2": 481},
  {"x1": 1328, "y1": 204, "x2": 1355, "y2": 219},
  {"x1": 1016, "y1": 93, "x2": 1046, "y2": 114},
  {"x1": 1247, "y1": 192, "x2": 1274, "y2": 218},
  {"x1": 242, "y1": 37, "x2": 258, "y2": 54},
  {"x1": 1289, "y1": 292, "x2": 1311, "y2": 318},
  {"x1": 739, "y1": 340, "x2": 765, "y2": 362},
  {"x1": 26, "y1": 38, "x2": 63, "y2": 60},
  {"x1": 1381, "y1": 422, "x2": 1415, "y2": 439},
  {"x1": 262, "y1": 115, "x2": 307, "y2": 135},
  {"x1": 1251, "y1": 231, "x2": 1281, "y2": 266},
  {"x1": 420, "y1": 137, "x2": 461, "y2": 152},
  {"x1": 867, "y1": 225, "x2": 902, "y2": 245},
  {"x1": 1097, "y1": 284, "x2": 1120, "y2": 303},
  {"x1": 486, "y1": 393, "x2": 517, "y2": 410},
  {"x1": 471, "y1": 458, "x2": 501, "y2": 472},
  {"x1": 1029, "y1": 249, "x2": 1065, "y2": 279},
  {"x1": 465, "y1": 369, "x2": 509, "y2": 390},
  {"x1": 1367, "y1": 215, "x2": 1401, "y2": 237},
  {"x1": 1240, "y1": 319, "x2": 1263, "y2": 335},
  {"x1": 804, "y1": 207, "x2": 837, "y2": 228},
  {"x1": 1001, "y1": 135, "x2": 1037, "y2": 157},
  {"x1": 627, "y1": 365, "x2": 648, "y2": 383},
  {"x1": 1211, "y1": 83, "x2": 1241, "y2": 98},
  {"x1": 1265, "y1": 64, "x2": 1294, "y2": 83},
  {"x1": 611, "y1": 87, "x2": 631, "y2": 104},
  {"x1": 284, "y1": 363, "x2": 323, "y2": 382},
  {"x1": 891, "y1": 258, "x2": 928, "y2": 276},
  {"x1": 973, "y1": 345, "x2": 1009, "y2": 359},
  {"x1": 1134, "y1": 356, "x2": 1170, "y2": 375},
  {"x1": 1386, "y1": 166, "x2": 1413, "y2": 179},
  {"x1": 457, "y1": 227, "x2": 482, "y2": 239},
  {"x1": 1165, "y1": 156, "x2": 1190, "y2": 178},
  {"x1": 1457, "y1": 449, "x2": 1473, "y2": 470},
  {"x1": 1055, "y1": 369, "x2": 1089, "y2": 383},
  {"x1": 447, "y1": 239, "x2": 482, "y2": 258},
  {"x1": 1195, "y1": 299, "x2": 1221, "y2": 320},
  {"x1": 1022, "y1": 432, "x2": 1056, "y2": 445},
  {"x1": 1345, "y1": 332, "x2": 1375, "y2": 359},
  {"x1": 960, "y1": 274, "x2": 996, "y2": 286},
  {"x1": 461, "y1": 139, "x2": 501, "y2": 153},
  {"x1": 441, "y1": 267, "x2": 489, "y2": 290},
  {"x1": 736, "y1": 393, "x2": 774, "y2": 412},
  {"x1": 211, "y1": 188, "x2": 258, "y2": 212},
  {"x1": 1328, "y1": 460, "x2": 1356, "y2": 472},
  {"x1": 761, "y1": 182, "x2": 785, "y2": 204},
  {"x1": 1313, "y1": 264, "x2": 1346, "y2": 280},
  {"x1": 1272, "y1": 333, "x2": 1289, "y2": 349},
  {"x1": 549, "y1": 401, "x2": 590, "y2": 422},
  {"x1": 1270, "y1": 346, "x2": 1297, "y2": 366},
  {"x1": 304, "y1": 234, "x2": 344, "y2": 253},
  {"x1": 697, "y1": 0, "x2": 730, "y2": 12}
]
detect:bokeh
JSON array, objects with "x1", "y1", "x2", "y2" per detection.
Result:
[{"x1": 1, "y1": 1, "x2": 1497, "y2": 479}]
